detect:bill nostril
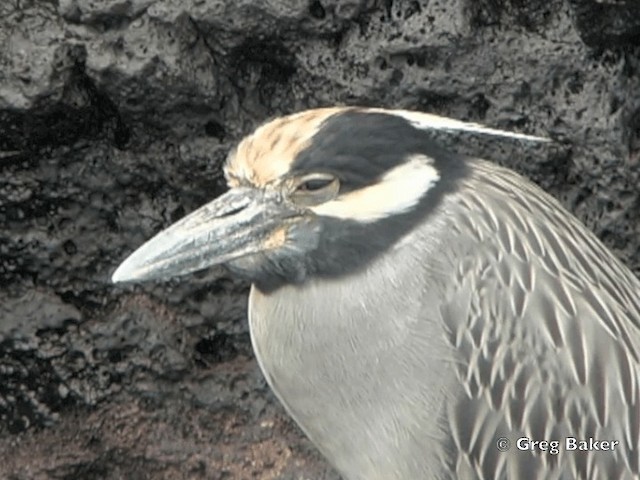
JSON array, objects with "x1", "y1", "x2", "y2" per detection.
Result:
[{"x1": 220, "y1": 205, "x2": 246, "y2": 217}]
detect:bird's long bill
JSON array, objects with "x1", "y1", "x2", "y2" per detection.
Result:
[{"x1": 111, "y1": 188, "x2": 285, "y2": 283}]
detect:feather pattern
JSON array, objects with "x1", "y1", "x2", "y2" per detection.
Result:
[
  {"x1": 249, "y1": 156, "x2": 640, "y2": 479},
  {"x1": 442, "y1": 159, "x2": 640, "y2": 479}
]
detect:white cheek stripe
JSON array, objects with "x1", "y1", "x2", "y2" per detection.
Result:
[
  {"x1": 379, "y1": 109, "x2": 549, "y2": 142},
  {"x1": 310, "y1": 154, "x2": 440, "y2": 223}
]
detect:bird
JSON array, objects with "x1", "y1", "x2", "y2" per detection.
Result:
[{"x1": 112, "y1": 106, "x2": 640, "y2": 479}]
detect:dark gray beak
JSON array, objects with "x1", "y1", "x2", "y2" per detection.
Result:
[{"x1": 112, "y1": 188, "x2": 290, "y2": 283}]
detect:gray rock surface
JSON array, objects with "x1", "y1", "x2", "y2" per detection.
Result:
[{"x1": 1, "y1": 0, "x2": 639, "y2": 478}]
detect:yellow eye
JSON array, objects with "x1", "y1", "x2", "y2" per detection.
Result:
[{"x1": 291, "y1": 174, "x2": 340, "y2": 206}]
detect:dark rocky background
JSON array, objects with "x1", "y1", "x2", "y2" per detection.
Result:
[{"x1": 1, "y1": 0, "x2": 639, "y2": 478}]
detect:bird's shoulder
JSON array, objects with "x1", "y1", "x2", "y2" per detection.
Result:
[{"x1": 436, "y1": 159, "x2": 640, "y2": 478}]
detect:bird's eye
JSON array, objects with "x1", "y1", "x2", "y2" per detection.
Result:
[
  {"x1": 291, "y1": 174, "x2": 340, "y2": 206},
  {"x1": 298, "y1": 178, "x2": 334, "y2": 192}
]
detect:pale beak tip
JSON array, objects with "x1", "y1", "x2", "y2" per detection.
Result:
[
  {"x1": 111, "y1": 267, "x2": 126, "y2": 284},
  {"x1": 111, "y1": 260, "x2": 136, "y2": 284}
]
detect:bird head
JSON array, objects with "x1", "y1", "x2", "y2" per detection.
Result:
[{"x1": 112, "y1": 107, "x2": 545, "y2": 290}]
